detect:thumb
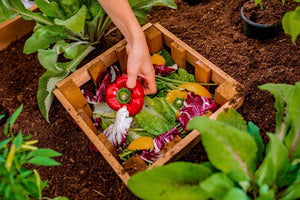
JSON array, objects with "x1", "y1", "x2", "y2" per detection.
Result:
[{"x1": 126, "y1": 73, "x2": 137, "y2": 88}]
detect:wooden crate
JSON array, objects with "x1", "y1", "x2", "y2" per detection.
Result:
[
  {"x1": 0, "y1": 5, "x2": 38, "y2": 51},
  {"x1": 53, "y1": 23, "x2": 244, "y2": 185}
]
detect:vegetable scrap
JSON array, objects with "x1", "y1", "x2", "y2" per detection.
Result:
[{"x1": 82, "y1": 50, "x2": 219, "y2": 164}]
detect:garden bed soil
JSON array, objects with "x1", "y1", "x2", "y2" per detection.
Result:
[{"x1": 0, "y1": 0, "x2": 299, "y2": 199}]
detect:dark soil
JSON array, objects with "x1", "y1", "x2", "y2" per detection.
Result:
[
  {"x1": 243, "y1": 0, "x2": 289, "y2": 25},
  {"x1": 0, "y1": 0, "x2": 299, "y2": 199}
]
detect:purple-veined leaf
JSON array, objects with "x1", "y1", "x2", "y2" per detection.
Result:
[
  {"x1": 153, "y1": 64, "x2": 178, "y2": 76},
  {"x1": 82, "y1": 65, "x2": 120, "y2": 104},
  {"x1": 140, "y1": 127, "x2": 181, "y2": 163},
  {"x1": 103, "y1": 106, "x2": 133, "y2": 148},
  {"x1": 179, "y1": 92, "x2": 219, "y2": 130}
]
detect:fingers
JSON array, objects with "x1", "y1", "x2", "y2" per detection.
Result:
[
  {"x1": 144, "y1": 75, "x2": 157, "y2": 95},
  {"x1": 126, "y1": 71, "x2": 137, "y2": 89}
]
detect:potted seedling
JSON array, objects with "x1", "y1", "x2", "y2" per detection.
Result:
[{"x1": 241, "y1": 0, "x2": 300, "y2": 40}]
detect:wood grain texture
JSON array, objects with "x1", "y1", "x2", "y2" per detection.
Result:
[{"x1": 0, "y1": 5, "x2": 38, "y2": 51}]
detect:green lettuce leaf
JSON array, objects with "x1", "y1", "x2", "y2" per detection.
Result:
[
  {"x1": 278, "y1": 168, "x2": 300, "y2": 200},
  {"x1": 134, "y1": 96, "x2": 176, "y2": 135},
  {"x1": 54, "y1": 5, "x2": 87, "y2": 33},
  {"x1": 223, "y1": 188, "x2": 250, "y2": 200},
  {"x1": 217, "y1": 108, "x2": 248, "y2": 131},
  {"x1": 285, "y1": 82, "x2": 300, "y2": 160},
  {"x1": 199, "y1": 173, "x2": 234, "y2": 200},
  {"x1": 129, "y1": 0, "x2": 177, "y2": 24},
  {"x1": 24, "y1": 25, "x2": 68, "y2": 54},
  {"x1": 259, "y1": 83, "x2": 294, "y2": 140},
  {"x1": 166, "y1": 68, "x2": 195, "y2": 82},
  {"x1": 282, "y1": 6, "x2": 300, "y2": 43},
  {"x1": 255, "y1": 133, "x2": 289, "y2": 186},
  {"x1": 0, "y1": 1, "x2": 17, "y2": 22},
  {"x1": 248, "y1": 122, "x2": 264, "y2": 164},
  {"x1": 157, "y1": 49, "x2": 175, "y2": 66},
  {"x1": 187, "y1": 116, "x2": 257, "y2": 182},
  {"x1": 34, "y1": 0, "x2": 64, "y2": 18},
  {"x1": 128, "y1": 162, "x2": 211, "y2": 200}
]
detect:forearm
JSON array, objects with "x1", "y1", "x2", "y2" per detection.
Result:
[{"x1": 97, "y1": 0, "x2": 145, "y2": 47}]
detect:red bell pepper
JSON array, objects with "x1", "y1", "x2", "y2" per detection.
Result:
[{"x1": 105, "y1": 75, "x2": 144, "y2": 116}]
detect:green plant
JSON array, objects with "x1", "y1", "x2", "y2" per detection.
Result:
[
  {"x1": 0, "y1": 105, "x2": 68, "y2": 200},
  {"x1": 0, "y1": 0, "x2": 176, "y2": 122},
  {"x1": 254, "y1": 0, "x2": 300, "y2": 42},
  {"x1": 128, "y1": 82, "x2": 300, "y2": 200}
]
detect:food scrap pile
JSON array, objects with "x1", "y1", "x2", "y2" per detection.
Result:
[{"x1": 82, "y1": 50, "x2": 219, "y2": 164}]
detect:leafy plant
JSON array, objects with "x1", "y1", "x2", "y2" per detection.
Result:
[
  {"x1": 0, "y1": 0, "x2": 176, "y2": 122},
  {"x1": 0, "y1": 105, "x2": 68, "y2": 200},
  {"x1": 254, "y1": 0, "x2": 300, "y2": 42},
  {"x1": 128, "y1": 82, "x2": 300, "y2": 200}
]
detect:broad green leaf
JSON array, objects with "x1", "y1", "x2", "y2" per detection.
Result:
[
  {"x1": 0, "y1": 1, "x2": 17, "y2": 22},
  {"x1": 38, "y1": 49, "x2": 62, "y2": 73},
  {"x1": 27, "y1": 148, "x2": 62, "y2": 159},
  {"x1": 277, "y1": 163, "x2": 300, "y2": 187},
  {"x1": 37, "y1": 71, "x2": 68, "y2": 122},
  {"x1": 248, "y1": 122, "x2": 264, "y2": 163},
  {"x1": 259, "y1": 83, "x2": 294, "y2": 140},
  {"x1": 199, "y1": 173, "x2": 234, "y2": 200},
  {"x1": 129, "y1": 0, "x2": 177, "y2": 24},
  {"x1": 256, "y1": 184, "x2": 275, "y2": 200},
  {"x1": 217, "y1": 108, "x2": 247, "y2": 132},
  {"x1": 13, "y1": 132, "x2": 23, "y2": 149},
  {"x1": 24, "y1": 25, "x2": 68, "y2": 54},
  {"x1": 28, "y1": 156, "x2": 60, "y2": 166},
  {"x1": 282, "y1": 6, "x2": 300, "y2": 42},
  {"x1": 278, "y1": 168, "x2": 300, "y2": 200},
  {"x1": 166, "y1": 68, "x2": 195, "y2": 83},
  {"x1": 34, "y1": 0, "x2": 63, "y2": 18},
  {"x1": 187, "y1": 117, "x2": 257, "y2": 182},
  {"x1": 9, "y1": 104, "x2": 23, "y2": 134},
  {"x1": 256, "y1": 133, "x2": 289, "y2": 186},
  {"x1": 134, "y1": 96, "x2": 176, "y2": 135},
  {"x1": 54, "y1": 5, "x2": 87, "y2": 33},
  {"x1": 37, "y1": 45, "x2": 94, "y2": 122},
  {"x1": 3, "y1": 0, "x2": 53, "y2": 25},
  {"x1": 286, "y1": 82, "x2": 300, "y2": 160},
  {"x1": 0, "y1": 138, "x2": 12, "y2": 149},
  {"x1": 128, "y1": 162, "x2": 212, "y2": 200},
  {"x1": 223, "y1": 188, "x2": 250, "y2": 200}
]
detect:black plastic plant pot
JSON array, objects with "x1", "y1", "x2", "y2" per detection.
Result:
[{"x1": 241, "y1": 5, "x2": 281, "y2": 39}]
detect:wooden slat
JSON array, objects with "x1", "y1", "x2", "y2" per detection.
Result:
[
  {"x1": 195, "y1": 61, "x2": 212, "y2": 84},
  {"x1": 58, "y1": 79, "x2": 93, "y2": 119},
  {"x1": 149, "y1": 130, "x2": 201, "y2": 168},
  {"x1": 214, "y1": 80, "x2": 240, "y2": 106},
  {"x1": 153, "y1": 23, "x2": 238, "y2": 85},
  {"x1": 123, "y1": 154, "x2": 148, "y2": 176},
  {"x1": 56, "y1": 23, "x2": 153, "y2": 88},
  {"x1": 0, "y1": 5, "x2": 38, "y2": 51},
  {"x1": 87, "y1": 60, "x2": 106, "y2": 85},
  {"x1": 53, "y1": 89, "x2": 131, "y2": 184},
  {"x1": 144, "y1": 26, "x2": 163, "y2": 54},
  {"x1": 98, "y1": 134, "x2": 119, "y2": 160},
  {"x1": 115, "y1": 44, "x2": 128, "y2": 74},
  {"x1": 170, "y1": 42, "x2": 186, "y2": 69}
]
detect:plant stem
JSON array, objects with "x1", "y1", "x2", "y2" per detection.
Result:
[{"x1": 155, "y1": 75, "x2": 217, "y2": 86}]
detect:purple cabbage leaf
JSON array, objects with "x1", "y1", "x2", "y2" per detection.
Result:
[{"x1": 179, "y1": 92, "x2": 219, "y2": 130}]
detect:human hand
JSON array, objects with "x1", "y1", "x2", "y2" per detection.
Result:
[{"x1": 126, "y1": 37, "x2": 157, "y2": 95}]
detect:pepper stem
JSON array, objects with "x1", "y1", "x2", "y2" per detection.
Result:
[
  {"x1": 117, "y1": 87, "x2": 131, "y2": 104},
  {"x1": 173, "y1": 97, "x2": 184, "y2": 109}
]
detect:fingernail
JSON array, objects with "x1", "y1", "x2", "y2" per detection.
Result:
[{"x1": 127, "y1": 80, "x2": 136, "y2": 88}]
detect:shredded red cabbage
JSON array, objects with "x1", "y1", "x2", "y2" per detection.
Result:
[
  {"x1": 82, "y1": 65, "x2": 120, "y2": 104},
  {"x1": 153, "y1": 64, "x2": 178, "y2": 76},
  {"x1": 179, "y1": 92, "x2": 219, "y2": 130},
  {"x1": 140, "y1": 127, "x2": 181, "y2": 163}
]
